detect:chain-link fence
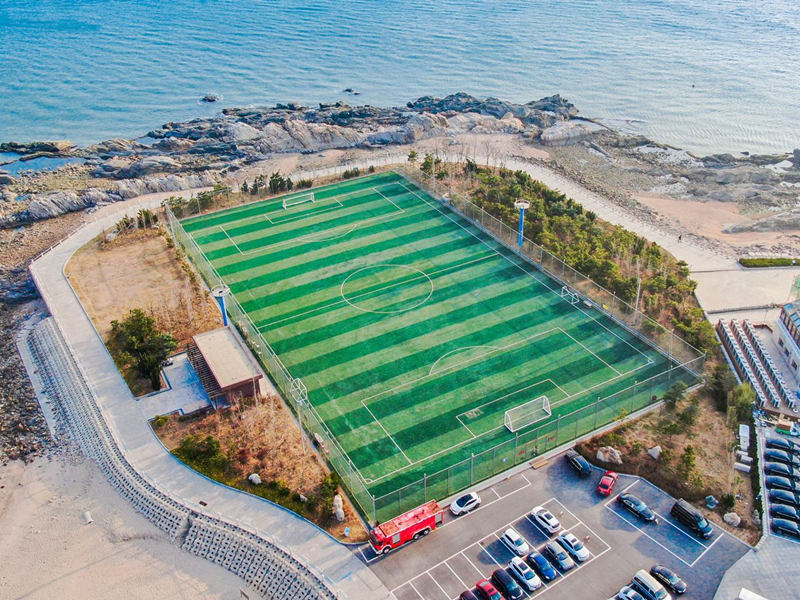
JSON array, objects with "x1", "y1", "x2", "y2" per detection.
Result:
[
  {"x1": 165, "y1": 205, "x2": 376, "y2": 518},
  {"x1": 165, "y1": 163, "x2": 705, "y2": 524}
]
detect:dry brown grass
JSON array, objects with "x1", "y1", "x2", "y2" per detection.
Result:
[
  {"x1": 67, "y1": 226, "x2": 222, "y2": 345},
  {"x1": 580, "y1": 391, "x2": 760, "y2": 545},
  {"x1": 155, "y1": 395, "x2": 368, "y2": 542}
]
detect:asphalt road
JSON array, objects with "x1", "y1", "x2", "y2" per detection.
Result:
[{"x1": 359, "y1": 454, "x2": 751, "y2": 600}]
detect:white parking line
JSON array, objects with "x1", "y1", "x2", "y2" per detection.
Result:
[
  {"x1": 603, "y1": 497, "x2": 722, "y2": 567},
  {"x1": 408, "y1": 579, "x2": 425, "y2": 600},
  {"x1": 425, "y1": 571, "x2": 451, "y2": 600},
  {"x1": 390, "y1": 499, "x2": 613, "y2": 597}
]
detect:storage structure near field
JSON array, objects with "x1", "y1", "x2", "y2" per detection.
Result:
[{"x1": 191, "y1": 327, "x2": 266, "y2": 406}]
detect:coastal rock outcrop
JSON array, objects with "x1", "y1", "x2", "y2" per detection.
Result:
[{"x1": 0, "y1": 140, "x2": 76, "y2": 156}]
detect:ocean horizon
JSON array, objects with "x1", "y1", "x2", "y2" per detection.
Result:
[{"x1": 1, "y1": 0, "x2": 798, "y2": 155}]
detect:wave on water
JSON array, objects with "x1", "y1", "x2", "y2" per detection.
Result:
[{"x1": 0, "y1": 0, "x2": 798, "y2": 155}]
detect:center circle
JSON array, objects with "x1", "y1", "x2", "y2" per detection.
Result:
[{"x1": 341, "y1": 264, "x2": 434, "y2": 314}]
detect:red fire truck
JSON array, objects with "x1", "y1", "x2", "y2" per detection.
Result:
[{"x1": 369, "y1": 500, "x2": 445, "y2": 554}]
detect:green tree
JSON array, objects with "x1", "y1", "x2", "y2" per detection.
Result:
[
  {"x1": 110, "y1": 309, "x2": 177, "y2": 390},
  {"x1": 680, "y1": 445, "x2": 696, "y2": 475},
  {"x1": 240, "y1": 181, "x2": 249, "y2": 193},
  {"x1": 708, "y1": 364, "x2": 737, "y2": 412},
  {"x1": 662, "y1": 381, "x2": 688, "y2": 410},
  {"x1": 420, "y1": 153, "x2": 435, "y2": 176},
  {"x1": 269, "y1": 172, "x2": 286, "y2": 194},
  {"x1": 729, "y1": 383, "x2": 756, "y2": 423},
  {"x1": 407, "y1": 150, "x2": 418, "y2": 163}
]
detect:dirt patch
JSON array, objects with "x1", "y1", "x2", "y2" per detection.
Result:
[
  {"x1": 579, "y1": 390, "x2": 760, "y2": 545},
  {"x1": 154, "y1": 395, "x2": 368, "y2": 542},
  {"x1": 66, "y1": 226, "x2": 221, "y2": 344}
]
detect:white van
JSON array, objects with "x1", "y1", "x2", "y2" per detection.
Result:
[{"x1": 632, "y1": 569, "x2": 672, "y2": 600}]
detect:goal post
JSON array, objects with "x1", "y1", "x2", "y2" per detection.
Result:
[
  {"x1": 560, "y1": 285, "x2": 579, "y2": 306},
  {"x1": 504, "y1": 395, "x2": 552, "y2": 433},
  {"x1": 282, "y1": 191, "x2": 315, "y2": 210}
]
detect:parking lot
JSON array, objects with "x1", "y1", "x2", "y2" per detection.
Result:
[{"x1": 362, "y1": 454, "x2": 751, "y2": 600}]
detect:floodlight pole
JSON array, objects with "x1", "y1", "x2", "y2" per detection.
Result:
[
  {"x1": 212, "y1": 285, "x2": 231, "y2": 327},
  {"x1": 514, "y1": 200, "x2": 530, "y2": 248}
]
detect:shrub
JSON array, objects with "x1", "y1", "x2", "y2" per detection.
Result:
[
  {"x1": 296, "y1": 179, "x2": 313, "y2": 189},
  {"x1": 152, "y1": 414, "x2": 169, "y2": 428},
  {"x1": 662, "y1": 381, "x2": 687, "y2": 410},
  {"x1": 739, "y1": 257, "x2": 800, "y2": 268},
  {"x1": 720, "y1": 493, "x2": 735, "y2": 512}
]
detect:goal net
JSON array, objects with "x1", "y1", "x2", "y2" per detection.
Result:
[
  {"x1": 282, "y1": 191, "x2": 315, "y2": 210},
  {"x1": 560, "y1": 285, "x2": 579, "y2": 305},
  {"x1": 504, "y1": 395, "x2": 552, "y2": 433}
]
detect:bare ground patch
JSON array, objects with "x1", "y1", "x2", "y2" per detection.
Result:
[
  {"x1": 155, "y1": 395, "x2": 368, "y2": 541},
  {"x1": 579, "y1": 391, "x2": 760, "y2": 545}
]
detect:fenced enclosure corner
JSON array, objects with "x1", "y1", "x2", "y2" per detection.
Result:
[
  {"x1": 395, "y1": 164, "x2": 706, "y2": 372},
  {"x1": 164, "y1": 166, "x2": 705, "y2": 523}
]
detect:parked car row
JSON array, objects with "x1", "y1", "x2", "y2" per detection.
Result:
[
  {"x1": 615, "y1": 566, "x2": 687, "y2": 600},
  {"x1": 765, "y1": 435, "x2": 800, "y2": 539}
]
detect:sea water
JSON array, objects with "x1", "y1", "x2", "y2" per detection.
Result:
[{"x1": 0, "y1": 0, "x2": 798, "y2": 155}]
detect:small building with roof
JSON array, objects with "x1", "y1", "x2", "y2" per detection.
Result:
[
  {"x1": 188, "y1": 327, "x2": 265, "y2": 407},
  {"x1": 775, "y1": 302, "x2": 800, "y2": 376}
]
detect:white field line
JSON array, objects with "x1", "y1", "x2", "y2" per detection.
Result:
[
  {"x1": 340, "y1": 264, "x2": 434, "y2": 316},
  {"x1": 367, "y1": 350, "x2": 653, "y2": 485},
  {"x1": 559, "y1": 328, "x2": 621, "y2": 375},
  {"x1": 219, "y1": 185, "x2": 403, "y2": 256},
  {"x1": 361, "y1": 400, "x2": 413, "y2": 465},
  {"x1": 397, "y1": 181, "x2": 654, "y2": 364},
  {"x1": 429, "y1": 345, "x2": 499, "y2": 376},
  {"x1": 219, "y1": 225, "x2": 244, "y2": 254},
  {"x1": 256, "y1": 253, "x2": 494, "y2": 330}
]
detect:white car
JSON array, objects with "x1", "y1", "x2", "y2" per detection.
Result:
[
  {"x1": 450, "y1": 492, "x2": 481, "y2": 516},
  {"x1": 618, "y1": 586, "x2": 646, "y2": 600},
  {"x1": 508, "y1": 556, "x2": 542, "y2": 591},
  {"x1": 530, "y1": 505, "x2": 561, "y2": 535},
  {"x1": 500, "y1": 527, "x2": 530, "y2": 556},
  {"x1": 557, "y1": 531, "x2": 591, "y2": 562}
]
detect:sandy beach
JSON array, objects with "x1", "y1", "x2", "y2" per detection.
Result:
[{"x1": 0, "y1": 455, "x2": 243, "y2": 600}]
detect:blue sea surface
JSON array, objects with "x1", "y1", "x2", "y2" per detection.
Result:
[{"x1": 0, "y1": 0, "x2": 798, "y2": 154}]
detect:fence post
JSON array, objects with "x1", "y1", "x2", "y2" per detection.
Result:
[
  {"x1": 556, "y1": 415, "x2": 561, "y2": 443},
  {"x1": 514, "y1": 432, "x2": 519, "y2": 462},
  {"x1": 372, "y1": 494, "x2": 377, "y2": 524},
  {"x1": 594, "y1": 397, "x2": 599, "y2": 428},
  {"x1": 424, "y1": 473, "x2": 427, "y2": 501},
  {"x1": 470, "y1": 452, "x2": 474, "y2": 484}
]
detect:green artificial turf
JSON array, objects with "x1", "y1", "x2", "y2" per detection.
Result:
[{"x1": 182, "y1": 171, "x2": 696, "y2": 517}]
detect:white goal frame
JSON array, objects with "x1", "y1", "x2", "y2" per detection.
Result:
[
  {"x1": 282, "y1": 191, "x2": 315, "y2": 210},
  {"x1": 504, "y1": 395, "x2": 552, "y2": 433},
  {"x1": 560, "y1": 285, "x2": 580, "y2": 305}
]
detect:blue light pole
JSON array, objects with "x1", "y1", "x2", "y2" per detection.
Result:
[
  {"x1": 212, "y1": 285, "x2": 231, "y2": 326},
  {"x1": 514, "y1": 200, "x2": 530, "y2": 247}
]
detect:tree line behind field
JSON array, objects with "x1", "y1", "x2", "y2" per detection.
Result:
[{"x1": 433, "y1": 159, "x2": 716, "y2": 354}]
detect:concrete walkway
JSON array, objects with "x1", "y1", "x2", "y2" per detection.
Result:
[{"x1": 29, "y1": 188, "x2": 391, "y2": 600}]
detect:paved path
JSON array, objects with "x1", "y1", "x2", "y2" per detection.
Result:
[{"x1": 29, "y1": 188, "x2": 391, "y2": 600}]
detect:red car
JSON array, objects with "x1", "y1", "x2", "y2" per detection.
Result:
[
  {"x1": 597, "y1": 471, "x2": 619, "y2": 496},
  {"x1": 476, "y1": 578, "x2": 503, "y2": 600}
]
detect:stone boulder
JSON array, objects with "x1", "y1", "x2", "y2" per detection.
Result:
[
  {"x1": 540, "y1": 121, "x2": 593, "y2": 146},
  {"x1": 0, "y1": 172, "x2": 14, "y2": 186},
  {"x1": 332, "y1": 493, "x2": 345, "y2": 523},
  {"x1": 0, "y1": 140, "x2": 76, "y2": 155},
  {"x1": 596, "y1": 446, "x2": 623, "y2": 465},
  {"x1": 723, "y1": 512, "x2": 741, "y2": 527},
  {"x1": 647, "y1": 445, "x2": 662, "y2": 461},
  {"x1": 117, "y1": 155, "x2": 182, "y2": 179},
  {"x1": 248, "y1": 473, "x2": 262, "y2": 485}
]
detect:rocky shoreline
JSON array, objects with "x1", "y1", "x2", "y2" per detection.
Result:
[{"x1": 1, "y1": 92, "x2": 799, "y2": 463}]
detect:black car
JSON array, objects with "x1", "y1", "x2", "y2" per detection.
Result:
[
  {"x1": 768, "y1": 488, "x2": 800, "y2": 507},
  {"x1": 764, "y1": 461, "x2": 800, "y2": 481},
  {"x1": 459, "y1": 592, "x2": 479, "y2": 600},
  {"x1": 565, "y1": 449, "x2": 592, "y2": 477},
  {"x1": 769, "y1": 504, "x2": 800, "y2": 522},
  {"x1": 764, "y1": 449, "x2": 800, "y2": 468},
  {"x1": 766, "y1": 437, "x2": 800, "y2": 454},
  {"x1": 542, "y1": 541, "x2": 575, "y2": 571},
  {"x1": 491, "y1": 568, "x2": 523, "y2": 600},
  {"x1": 650, "y1": 565, "x2": 687, "y2": 595},
  {"x1": 617, "y1": 493, "x2": 656, "y2": 522},
  {"x1": 766, "y1": 475, "x2": 800, "y2": 493},
  {"x1": 771, "y1": 518, "x2": 800, "y2": 538}
]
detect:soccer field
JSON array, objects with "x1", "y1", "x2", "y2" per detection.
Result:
[{"x1": 180, "y1": 171, "x2": 698, "y2": 518}]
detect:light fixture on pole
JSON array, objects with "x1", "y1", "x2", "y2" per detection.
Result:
[{"x1": 514, "y1": 200, "x2": 530, "y2": 247}]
